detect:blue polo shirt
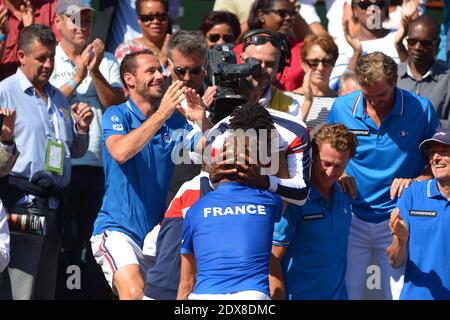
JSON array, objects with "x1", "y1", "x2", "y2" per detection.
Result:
[
  {"x1": 397, "y1": 179, "x2": 450, "y2": 300},
  {"x1": 273, "y1": 184, "x2": 352, "y2": 300},
  {"x1": 181, "y1": 182, "x2": 282, "y2": 296},
  {"x1": 93, "y1": 99, "x2": 200, "y2": 247},
  {"x1": 327, "y1": 89, "x2": 438, "y2": 223}
]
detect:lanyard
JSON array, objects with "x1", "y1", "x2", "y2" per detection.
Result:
[{"x1": 36, "y1": 87, "x2": 63, "y2": 142}]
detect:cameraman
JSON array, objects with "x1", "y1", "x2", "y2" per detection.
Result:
[{"x1": 239, "y1": 29, "x2": 305, "y2": 118}]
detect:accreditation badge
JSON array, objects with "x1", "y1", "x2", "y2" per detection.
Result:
[{"x1": 45, "y1": 140, "x2": 65, "y2": 176}]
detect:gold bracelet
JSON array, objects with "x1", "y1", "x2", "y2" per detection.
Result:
[{"x1": 156, "y1": 109, "x2": 166, "y2": 120}]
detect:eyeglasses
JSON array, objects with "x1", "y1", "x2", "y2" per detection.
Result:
[
  {"x1": 207, "y1": 33, "x2": 235, "y2": 43},
  {"x1": 267, "y1": 9, "x2": 297, "y2": 19},
  {"x1": 406, "y1": 37, "x2": 438, "y2": 48},
  {"x1": 306, "y1": 58, "x2": 334, "y2": 69},
  {"x1": 171, "y1": 65, "x2": 204, "y2": 77},
  {"x1": 139, "y1": 13, "x2": 168, "y2": 23},
  {"x1": 356, "y1": 0, "x2": 387, "y2": 10},
  {"x1": 243, "y1": 34, "x2": 282, "y2": 50}
]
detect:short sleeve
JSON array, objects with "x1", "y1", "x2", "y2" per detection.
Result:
[
  {"x1": 102, "y1": 106, "x2": 129, "y2": 140},
  {"x1": 273, "y1": 204, "x2": 301, "y2": 247},
  {"x1": 396, "y1": 184, "x2": 413, "y2": 226},
  {"x1": 102, "y1": 52, "x2": 124, "y2": 90},
  {"x1": 180, "y1": 209, "x2": 194, "y2": 255}
]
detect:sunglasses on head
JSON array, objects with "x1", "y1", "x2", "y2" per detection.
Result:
[
  {"x1": 406, "y1": 37, "x2": 437, "y2": 48},
  {"x1": 207, "y1": 33, "x2": 235, "y2": 43},
  {"x1": 306, "y1": 58, "x2": 334, "y2": 68},
  {"x1": 356, "y1": 0, "x2": 387, "y2": 10},
  {"x1": 172, "y1": 65, "x2": 204, "y2": 77},
  {"x1": 139, "y1": 13, "x2": 168, "y2": 23},
  {"x1": 267, "y1": 9, "x2": 296, "y2": 19},
  {"x1": 244, "y1": 34, "x2": 282, "y2": 50}
]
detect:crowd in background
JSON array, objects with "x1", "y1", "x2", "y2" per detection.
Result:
[{"x1": 0, "y1": 0, "x2": 449, "y2": 300}]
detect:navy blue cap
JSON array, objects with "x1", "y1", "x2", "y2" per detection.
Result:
[{"x1": 419, "y1": 129, "x2": 450, "y2": 152}]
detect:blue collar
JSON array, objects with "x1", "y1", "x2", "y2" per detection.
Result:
[
  {"x1": 308, "y1": 183, "x2": 340, "y2": 201},
  {"x1": 352, "y1": 88, "x2": 405, "y2": 119},
  {"x1": 126, "y1": 98, "x2": 147, "y2": 122},
  {"x1": 16, "y1": 67, "x2": 54, "y2": 96},
  {"x1": 427, "y1": 178, "x2": 446, "y2": 199}
]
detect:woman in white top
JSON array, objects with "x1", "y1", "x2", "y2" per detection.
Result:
[{"x1": 287, "y1": 33, "x2": 338, "y2": 132}]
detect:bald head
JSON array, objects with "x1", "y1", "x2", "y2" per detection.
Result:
[{"x1": 408, "y1": 15, "x2": 440, "y2": 40}]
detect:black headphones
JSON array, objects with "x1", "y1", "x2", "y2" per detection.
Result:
[{"x1": 242, "y1": 28, "x2": 291, "y2": 73}]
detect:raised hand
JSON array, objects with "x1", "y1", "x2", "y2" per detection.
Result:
[
  {"x1": 202, "y1": 86, "x2": 217, "y2": 110},
  {"x1": 343, "y1": 20, "x2": 361, "y2": 53},
  {"x1": 19, "y1": 0, "x2": 34, "y2": 27},
  {"x1": 87, "y1": 39, "x2": 105, "y2": 73},
  {"x1": 389, "y1": 208, "x2": 409, "y2": 242},
  {"x1": 158, "y1": 80, "x2": 185, "y2": 119},
  {"x1": 0, "y1": 5, "x2": 8, "y2": 35},
  {"x1": 0, "y1": 107, "x2": 15, "y2": 143},
  {"x1": 179, "y1": 87, "x2": 207, "y2": 122},
  {"x1": 71, "y1": 102, "x2": 93, "y2": 133}
]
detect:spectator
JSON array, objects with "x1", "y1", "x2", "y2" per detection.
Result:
[
  {"x1": 337, "y1": 70, "x2": 360, "y2": 96},
  {"x1": 287, "y1": 33, "x2": 339, "y2": 131},
  {"x1": 177, "y1": 103, "x2": 283, "y2": 300},
  {"x1": 213, "y1": 0, "x2": 254, "y2": 38},
  {"x1": 0, "y1": 24, "x2": 93, "y2": 300},
  {"x1": 50, "y1": 0, "x2": 125, "y2": 299},
  {"x1": 387, "y1": 129, "x2": 450, "y2": 300},
  {"x1": 0, "y1": 4, "x2": 7, "y2": 60},
  {"x1": 0, "y1": 107, "x2": 19, "y2": 275},
  {"x1": 114, "y1": 0, "x2": 171, "y2": 69},
  {"x1": 198, "y1": 11, "x2": 240, "y2": 48},
  {"x1": 163, "y1": 30, "x2": 210, "y2": 211},
  {"x1": 327, "y1": 52, "x2": 439, "y2": 300},
  {"x1": 0, "y1": 0, "x2": 60, "y2": 80},
  {"x1": 91, "y1": 50, "x2": 211, "y2": 300},
  {"x1": 396, "y1": 15, "x2": 450, "y2": 129},
  {"x1": 270, "y1": 124, "x2": 357, "y2": 300},
  {"x1": 330, "y1": 0, "x2": 400, "y2": 90},
  {"x1": 234, "y1": 0, "x2": 307, "y2": 91}
]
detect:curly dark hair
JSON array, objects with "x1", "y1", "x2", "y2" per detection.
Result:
[{"x1": 229, "y1": 103, "x2": 275, "y2": 132}]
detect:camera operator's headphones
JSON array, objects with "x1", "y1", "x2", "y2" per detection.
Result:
[{"x1": 242, "y1": 28, "x2": 291, "y2": 73}]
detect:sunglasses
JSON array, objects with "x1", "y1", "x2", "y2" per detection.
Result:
[
  {"x1": 139, "y1": 13, "x2": 168, "y2": 23},
  {"x1": 172, "y1": 65, "x2": 204, "y2": 77},
  {"x1": 306, "y1": 58, "x2": 334, "y2": 68},
  {"x1": 406, "y1": 38, "x2": 438, "y2": 48},
  {"x1": 356, "y1": 0, "x2": 387, "y2": 10},
  {"x1": 207, "y1": 33, "x2": 235, "y2": 43},
  {"x1": 267, "y1": 9, "x2": 297, "y2": 19},
  {"x1": 244, "y1": 34, "x2": 282, "y2": 50}
]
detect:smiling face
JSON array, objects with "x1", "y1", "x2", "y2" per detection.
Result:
[
  {"x1": 258, "y1": 0, "x2": 295, "y2": 35},
  {"x1": 137, "y1": 0, "x2": 169, "y2": 42},
  {"x1": 127, "y1": 54, "x2": 163, "y2": 100},
  {"x1": 429, "y1": 142, "x2": 450, "y2": 184}
]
